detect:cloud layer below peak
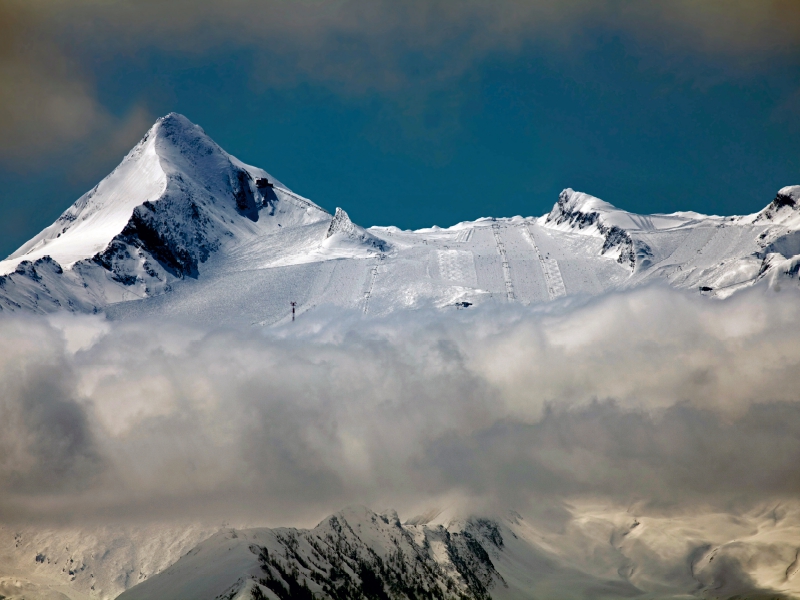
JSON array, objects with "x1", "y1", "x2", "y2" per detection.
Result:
[{"x1": 1, "y1": 284, "x2": 800, "y2": 526}]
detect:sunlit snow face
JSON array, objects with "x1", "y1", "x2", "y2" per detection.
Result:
[{"x1": 1, "y1": 284, "x2": 800, "y2": 526}]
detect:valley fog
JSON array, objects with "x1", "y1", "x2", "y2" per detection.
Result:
[{"x1": 1, "y1": 284, "x2": 799, "y2": 527}]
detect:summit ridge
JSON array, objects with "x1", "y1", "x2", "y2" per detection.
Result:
[{"x1": 1, "y1": 114, "x2": 799, "y2": 321}]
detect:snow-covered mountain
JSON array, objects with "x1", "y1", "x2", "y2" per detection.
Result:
[
  {"x1": 0, "y1": 113, "x2": 333, "y2": 315},
  {"x1": 110, "y1": 503, "x2": 800, "y2": 600},
  {"x1": 5, "y1": 501, "x2": 800, "y2": 600},
  {"x1": 1, "y1": 113, "x2": 798, "y2": 322},
  {"x1": 117, "y1": 506, "x2": 503, "y2": 600}
]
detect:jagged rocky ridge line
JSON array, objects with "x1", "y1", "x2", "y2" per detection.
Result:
[
  {"x1": 116, "y1": 507, "x2": 506, "y2": 600},
  {"x1": 111, "y1": 502, "x2": 800, "y2": 600},
  {"x1": 544, "y1": 188, "x2": 649, "y2": 269}
]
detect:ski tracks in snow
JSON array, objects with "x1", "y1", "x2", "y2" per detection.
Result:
[
  {"x1": 362, "y1": 254, "x2": 386, "y2": 314},
  {"x1": 522, "y1": 224, "x2": 566, "y2": 300},
  {"x1": 491, "y1": 223, "x2": 516, "y2": 301}
]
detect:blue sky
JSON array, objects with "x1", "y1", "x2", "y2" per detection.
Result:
[{"x1": 1, "y1": 1, "x2": 799, "y2": 258}]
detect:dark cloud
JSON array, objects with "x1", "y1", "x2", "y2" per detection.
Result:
[
  {"x1": 0, "y1": 2, "x2": 99, "y2": 164},
  {"x1": 0, "y1": 317, "x2": 100, "y2": 506},
  {"x1": 423, "y1": 400, "x2": 800, "y2": 507},
  {"x1": 0, "y1": 1, "x2": 151, "y2": 169},
  {"x1": 624, "y1": 0, "x2": 800, "y2": 57},
  {"x1": 1, "y1": 0, "x2": 799, "y2": 163},
  {"x1": 1, "y1": 285, "x2": 800, "y2": 526}
]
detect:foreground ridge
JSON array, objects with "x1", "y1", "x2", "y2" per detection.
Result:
[
  {"x1": 118, "y1": 507, "x2": 504, "y2": 600},
  {"x1": 109, "y1": 503, "x2": 800, "y2": 600}
]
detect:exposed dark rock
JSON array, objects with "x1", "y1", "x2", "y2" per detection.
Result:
[
  {"x1": 755, "y1": 190, "x2": 799, "y2": 223},
  {"x1": 14, "y1": 260, "x2": 40, "y2": 281},
  {"x1": 547, "y1": 191, "x2": 647, "y2": 269},
  {"x1": 95, "y1": 189, "x2": 217, "y2": 282},
  {"x1": 242, "y1": 510, "x2": 503, "y2": 600},
  {"x1": 232, "y1": 169, "x2": 259, "y2": 222},
  {"x1": 772, "y1": 192, "x2": 797, "y2": 210}
]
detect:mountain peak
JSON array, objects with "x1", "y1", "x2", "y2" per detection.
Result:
[
  {"x1": 778, "y1": 185, "x2": 800, "y2": 199},
  {"x1": 751, "y1": 185, "x2": 800, "y2": 228},
  {"x1": 0, "y1": 114, "x2": 212, "y2": 274},
  {"x1": 554, "y1": 188, "x2": 618, "y2": 217},
  {"x1": 326, "y1": 207, "x2": 356, "y2": 238},
  {"x1": 153, "y1": 113, "x2": 216, "y2": 151},
  {"x1": 322, "y1": 207, "x2": 390, "y2": 256},
  {"x1": 0, "y1": 111, "x2": 325, "y2": 298},
  {"x1": 3, "y1": 112, "x2": 800, "y2": 317},
  {"x1": 157, "y1": 111, "x2": 195, "y2": 128}
]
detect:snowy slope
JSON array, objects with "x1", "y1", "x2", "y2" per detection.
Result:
[
  {"x1": 0, "y1": 113, "x2": 334, "y2": 314},
  {"x1": 114, "y1": 503, "x2": 800, "y2": 600},
  {"x1": 117, "y1": 506, "x2": 502, "y2": 600},
  {"x1": 543, "y1": 187, "x2": 800, "y2": 296},
  {"x1": 5, "y1": 503, "x2": 800, "y2": 600},
  {"x1": 1, "y1": 114, "x2": 799, "y2": 321},
  {"x1": 0, "y1": 523, "x2": 218, "y2": 600},
  {"x1": 5, "y1": 127, "x2": 167, "y2": 272}
]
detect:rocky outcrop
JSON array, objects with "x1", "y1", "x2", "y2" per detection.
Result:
[
  {"x1": 118, "y1": 507, "x2": 505, "y2": 600},
  {"x1": 546, "y1": 189, "x2": 652, "y2": 269},
  {"x1": 326, "y1": 207, "x2": 357, "y2": 238},
  {"x1": 324, "y1": 207, "x2": 390, "y2": 253}
]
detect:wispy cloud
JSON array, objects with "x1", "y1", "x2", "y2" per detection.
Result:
[
  {"x1": 2, "y1": 1, "x2": 798, "y2": 163},
  {"x1": 0, "y1": 4, "x2": 152, "y2": 172}
]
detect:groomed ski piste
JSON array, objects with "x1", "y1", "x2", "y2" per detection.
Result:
[{"x1": 0, "y1": 113, "x2": 799, "y2": 323}]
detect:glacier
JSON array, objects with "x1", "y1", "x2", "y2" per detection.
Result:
[{"x1": 1, "y1": 113, "x2": 799, "y2": 322}]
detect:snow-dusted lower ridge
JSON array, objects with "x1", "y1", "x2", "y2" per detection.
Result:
[
  {"x1": 65, "y1": 502, "x2": 799, "y2": 600},
  {"x1": 1, "y1": 113, "x2": 799, "y2": 320},
  {"x1": 0, "y1": 523, "x2": 217, "y2": 600},
  {"x1": 4, "y1": 503, "x2": 800, "y2": 599},
  {"x1": 117, "y1": 507, "x2": 503, "y2": 600}
]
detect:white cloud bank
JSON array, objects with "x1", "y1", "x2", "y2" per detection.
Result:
[{"x1": 1, "y1": 284, "x2": 799, "y2": 528}]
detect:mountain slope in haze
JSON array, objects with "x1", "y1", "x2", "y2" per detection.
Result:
[
  {"x1": 5, "y1": 502, "x2": 800, "y2": 600},
  {"x1": 0, "y1": 522, "x2": 217, "y2": 600},
  {"x1": 1, "y1": 114, "x2": 799, "y2": 322}
]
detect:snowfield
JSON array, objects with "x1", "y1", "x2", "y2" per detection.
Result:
[{"x1": 0, "y1": 113, "x2": 798, "y2": 321}]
